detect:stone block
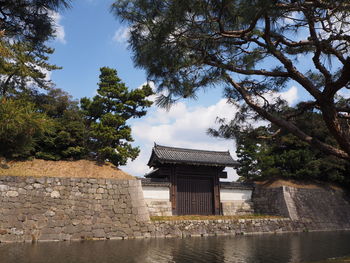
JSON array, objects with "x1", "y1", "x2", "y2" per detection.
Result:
[
  {"x1": 38, "y1": 233, "x2": 61, "y2": 241},
  {"x1": 0, "y1": 229, "x2": 8, "y2": 235},
  {"x1": 44, "y1": 210, "x2": 56, "y2": 217},
  {"x1": 96, "y1": 188, "x2": 104, "y2": 194},
  {"x1": 33, "y1": 183, "x2": 43, "y2": 189},
  {"x1": 50, "y1": 191, "x2": 60, "y2": 198},
  {"x1": 26, "y1": 178, "x2": 35, "y2": 184},
  {"x1": 95, "y1": 194, "x2": 102, "y2": 200},
  {"x1": 87, "y1": 188, "x2": 96, "y2": 194},
  {"x1": 97, "y1": 179, "x2": 106, "y2": 185},
  {"x1": 6, "y1": 191, "x2": 19, "y2": 197},
  {"x1": 35, "y1": 178, "x2": 46, "y2": 184},
  {"x1": 92, "y1": 229, "x2": 105, "y2": 238},
  {"x1": 46, "y1": 178, "x2": 54, "y2": 184},
  {"x1": 0, "y1": 184, "x2": 9, "y2": 192},
  {"x1": 24, "y1": 185, "x2": 34, "y2": 190},
  {"x1": 18, "y1": 188, "x2": 26, "y2": 195}
]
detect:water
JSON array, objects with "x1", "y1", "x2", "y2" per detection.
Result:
[{"x1": 1, "y1": 231, "x2": 350, "y2": 263}]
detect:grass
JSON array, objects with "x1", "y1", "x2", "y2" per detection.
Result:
[
  {"x1": 150, "y1": 214, "x2": 282, "y2": 221},
  {"x1": 0, "y1": 159, "x2": 134, "y2": 179}
]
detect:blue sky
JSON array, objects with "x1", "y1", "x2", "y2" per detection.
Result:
[
  {"x1": 49, "y1": 0, "x2": 146, "y2": 100},
  {"x1": 48, "y1": 0, "x2": 300, "y2": 180}
]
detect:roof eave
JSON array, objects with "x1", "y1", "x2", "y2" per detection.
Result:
[{"x1": 155, "y1": 159, "x2": 238, "y2": 167}]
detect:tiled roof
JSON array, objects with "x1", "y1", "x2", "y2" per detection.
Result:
[{"x1": 148, "y1": 143, "x2": 238, "y2": 167}]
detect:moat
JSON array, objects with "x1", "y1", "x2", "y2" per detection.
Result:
[{"x1": 1, "y1": 231, "x2": 350, "y2": 263}]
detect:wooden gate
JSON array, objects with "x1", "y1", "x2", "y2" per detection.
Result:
[{"x1": 176, "y1": 176, "x2": 214, "y2": 215}]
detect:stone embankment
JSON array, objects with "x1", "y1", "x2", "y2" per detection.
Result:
[
  {"x1": 153, "y1": 218, "x2": 309, "y2": 238},
  {"x1": 0, "y1": 176, "x2": 153, "y2": 242},
  {"x1": 1, "y1": 175, "x2": 350, "y2": 242},
  {"x1": 253, "y1": 184, "x2": 350, "y2": 230}
]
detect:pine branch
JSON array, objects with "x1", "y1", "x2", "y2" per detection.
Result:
[{"x1": 224, "y1": 73, "x2": 350, "y2": 160}]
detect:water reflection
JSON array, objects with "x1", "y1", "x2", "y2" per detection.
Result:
[{"x1": 1, "y1": 231, "x2": 350, "y2": 263}]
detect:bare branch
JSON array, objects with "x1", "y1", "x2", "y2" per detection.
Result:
[
  {"x1": 262, "y1": 16, "x2": 323, "y2": 101},
  {"x1": 217, "y1": 8, "x2": 262, "y2": 37},
  {"x1": 204, "y1": 57, "x2": 290, "y2": 77},
  {"x1": 326, "y1": 58, "x2": 350, "y2": 97},
  {"x1": 305, "y1": 11, "x2": 332, "y2": 84},
  {"x1": 257, "y1": 129, "x2": 281, "y2": 139},
  {"x1": 224, "y1": 73, "x2": 350, "y2": 160},
  {"x1": 285, "y1": 101, "x2": 318, "y2": 121}
]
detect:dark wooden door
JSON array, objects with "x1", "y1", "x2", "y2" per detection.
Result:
[{"x1": 176, "y1": 176, "x2": 214, "y2": 215}]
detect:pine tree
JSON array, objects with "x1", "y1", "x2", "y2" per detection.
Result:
[
  {"x1": 81, "y1": 67, "x2": 153, "y2": 166},
  {"x1": 113, "y1": 0, "x2": 350, "y2": 162},
  {"x1": 210, "y1": 110, "x2": 350, "y2": 185},
  {"x1": 0, "y1": 0, "x2": 70, "y2": 98},
  {"x1": 0, "y1": 99, "x2": 52, "y2": 158},
  {"x1": 32, "y1": 88, "x2": 87, "y2": 160}
]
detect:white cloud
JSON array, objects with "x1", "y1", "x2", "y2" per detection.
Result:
[
  {"x1": 137, "y1": 81, "x2": 156, "y2": 91},
  {"x1": 122, "y1": 86, "x2": 299, "y2": 181},
  {"x1": 279, "y1": 86, "x2": 299, "y2": 105},
  {"x1": 337, "y1": 88, "x2": 350, "y2": 98},
  {"x1": 113, "y1": 26, "x2": 130, "y2": 44},
  {"x1": 283, "y1": 11, "x2": 300, "y2": 25},
  {"x1": 40, "y1": 67, "x2": 52, "y2": 81},
  {"x1": 256, "y1": 85, "x2": 299, "y2": 107},
  {"x1": 136, "y1": 81, "x2": 170, "y2": 106},
  {"x1": 49, "y1": 11, "x2": 66, "y2": 44},
  {"x1": 21, "y1": 65, "x2": 52, "y2": 88},
  {"x1": 123, "y1": 98, "x2": 239, "y2": 181}
]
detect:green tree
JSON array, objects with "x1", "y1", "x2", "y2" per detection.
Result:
[
  {"x1": 0, "y1": 41, "x2": 60, "y2": 97},
  {"x1": 0, "y1": 99, "x2": 52, "y2": 158},
  {"x1": 30, "y1": 88, "x2": 87, "y2": 160},
  {"x1": 81, "y1": 67, "x2": 153, "y2": 166},
  {"x1": 113, "y1": 0, "x2": 350, "y2": 161},
  {"x1": 0, "y1": 88, "x2": 86, "y2": 161},
  {"x1": 0, "y1": 0, "x2": 70, "y2": 97},
  {"x1": 0, "y1": 0, "x2": 70, "y2": 45},
  {"x1": 210, "y1": 110, "x2": 350, "y2": 185}
]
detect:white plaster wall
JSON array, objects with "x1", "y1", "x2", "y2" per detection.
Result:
[
  {"x1": 142, "y1": 186, "x2": 170, "y2": 200},
  {"x1": 220, "y1": 189, "x2": 252, "y2": 201}
]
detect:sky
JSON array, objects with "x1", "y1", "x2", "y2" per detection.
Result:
[{"x1": 47, "y1": 0, "x2": 300, "y2": 180}]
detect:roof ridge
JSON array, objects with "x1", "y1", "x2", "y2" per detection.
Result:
[{"x1": 155, "y1": 144, "x2": 230, "y2": 154}]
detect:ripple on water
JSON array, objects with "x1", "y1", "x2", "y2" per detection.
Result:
[{"x1": 1, "y1": 231, "x2": 350, "y2": 263}]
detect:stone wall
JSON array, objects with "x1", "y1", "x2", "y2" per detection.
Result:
[
  {"x1": 153, "y1": 218, "x2": 309, "y2": 238},
  {"x1": 141, "y1": 182, "x2": 172, "y2": 216},
  {"x1": 252, "y1": 186, "x2": 290, "y2": 217},
  {"x1": 221, "y1": 200, "x2": 254, "y2": 216},
  {"x1": 253, "y1": 184, "x2": 350, "y2": 230},
  {"x1": 145, "y1": 200, "x2": 172, "y2": 217},
  {"x1": 2, "y1": 175, "x2": 350, "y2": 243},
  {"x1": 0, "y1": 175, "x2": 154, "y2": 242},
  {"x1": 220, "y1": 183, "x2": 254, "y2": 215},
  {"x1": 285, "y1": 186, "x2": 350, "y2": 229}
]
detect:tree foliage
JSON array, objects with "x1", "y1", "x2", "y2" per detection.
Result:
[
  {"x1": 0, "y1": 88, "x2": 86, "y2": 160},
  {"x1": 0, "y1": 99, "x2": 52, "y2": 158},
  {"x1": 0, "y1": 67, "x2": 152, "y2": 167},
  {"x1": 210, "y1": 110, "x2": 350, "y2": 185},
  {"x1": 80, "y1": 67, "x2": 153, "y2": 166},
  {"x1": 31, "y1": 88, "x2": 87, "y2": 161},
  {"x1": 0, "y1": 0, "x2": 70, "y2": 97},
  {"x1": 113, "y1": 0, "x2": 350, "y2": 162},
  {"x1": 0, "y1": 41, "x2": 60, "y2": 97},
  {"x1": 0, "y1": 0, "x2": 70, "y2": 45}
]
